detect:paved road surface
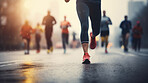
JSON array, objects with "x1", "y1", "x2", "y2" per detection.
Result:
[{"x1": 0, "y1": 48, "x2": 148, "y2": 83}]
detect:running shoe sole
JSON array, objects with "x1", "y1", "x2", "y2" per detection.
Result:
[
  {"x1": 90, "y1": 32, "x2": 96, "y2": 49},
  {"x1": 82, "y1": 59, "x2": 90, "y2": 64}
]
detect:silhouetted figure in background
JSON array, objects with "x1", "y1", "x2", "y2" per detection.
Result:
[
  {"x1": 72, "y1": 32, "x2": 77, "y2": 41},
  {"x1": 34, "y1": 23, "x2": 43, "y2": 53},
  {"x1": 60, "y1": 16, "x2": 71, "y2": 54},
  {"x1": 132, "y1": 21, "x2": 143, "y2": 51},
  {"x1": 120, "y1": 16, "x2": 132, "y2": 52},
  {"x1": 100, "y1": 10, "x2": 112, "y2": 53},
  {"x1": 20, "y1": 20, "x2": 33, "y2": 54},
  {"x1": 65, "y1": 0, "x2": 101, "y2": 64},
  {"x1": 71, "y1": 31, "x2": 78, "y2": 48},
  {"x1": 42, "y1": 10, "x2": 56, "y2": 54}
]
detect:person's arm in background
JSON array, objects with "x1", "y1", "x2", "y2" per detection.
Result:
[
  {"x1": 68, "y1": 22, "x2": 71, "y2": 27},
  {"x1": 107, "y1": 17, "x2": 112, "y2": 25},
  {"x1": 39, "y1": 26, "x2": 44, "y2": 32},
  {"x1": 132, "y1": 26, "x2": 136, "y2": 34},
  {"x1": 53, "y1": 17, "x2": 57, "y2": 25},
  {"x1": 120, "y1": 21, "x2": 123, "y2": 29},
  {"x1": 60, "y1": 22, "x2": 62, "y2": 29},
  {"x1": 30, "y1": 25, "x2": 34, "y2": 34},
  {"x1": 20, "y1": 26, "x2": 23, "y2": 36},
  {"x1": 129, "y1": 21, "x2": 132, "y2": 35},
  {"x1": 42, "y1": 17, "x2": 46, "y2": 25},
  {"x1": 129, "y1": 21, "x2": 132, "y2": 30}
]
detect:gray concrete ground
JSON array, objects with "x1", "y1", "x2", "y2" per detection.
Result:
[{"x1": 0, "y1": 48, "x2": 148, "y2": 83}]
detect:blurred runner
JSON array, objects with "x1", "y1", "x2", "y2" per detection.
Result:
[
  {"x1": 71, "y1": 31, "x2": 77, "y2": 48},
  {"x1": 120, "y1": 15, "x2": 132, "y2": 52},
  {"x1": 34, "y1": 23, "x2": 43, "y2": 53},
  {"x1": 42, "y1": 10, "x2": 57, "y2": 54},
  {"x1": 20, "y1": 20, "x2": 33, "y2": 55},
  {"x1": 100, "y1": 10, "x2": 112, "y2": 53},
  {"x1": 65, "y1": 0, "x2": 101, "y2": 64},
  {"x1": 72, "y1": 31, "x2": 77, "y2": 41},
  {"x1": 60, "y1": 16, "x2": 71, "y2": 54},
  {"x1": 132, "y1": 21, "x2": 143, "y2": 51}
]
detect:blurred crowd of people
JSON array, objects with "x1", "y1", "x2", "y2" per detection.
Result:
[
  {"x1": 20, "y1": 10, "x2": 79, "y2": 54},
  {"x1": 20, "y1": 0, "x2": 143, "y2": 64}
]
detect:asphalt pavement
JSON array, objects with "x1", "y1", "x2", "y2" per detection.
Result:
[{"x1": 0, "y1": 48, "x2": 148, "y2": 83}]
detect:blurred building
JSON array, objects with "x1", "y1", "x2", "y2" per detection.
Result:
[
  {"x1": 0, "y1": 0, "x2": 23, "y2": 51},
  {"x1": 130, "y1": 1, "x2": 148, "y2": 48},
  {"x1": 128, "y1": 0, "x2": 145, "y2": 20}
]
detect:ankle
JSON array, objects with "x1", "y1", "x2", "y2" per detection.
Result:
[
  {"x1": 84, "y1": 53, "x2": 90, "y2": 57},
  {"x1": 90, "y1": 32, "x2": 95, "y2": 38},
  {"x1": 84, "y1": 52, "x2": 88, "y2": 55}
]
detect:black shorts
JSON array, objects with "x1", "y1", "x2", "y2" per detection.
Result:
[{"x1": 101, "y1": 31, "x2": 109, "y2": 37}]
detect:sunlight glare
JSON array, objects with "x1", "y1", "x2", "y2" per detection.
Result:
[{"x1": 23, "y1": 0, "x2": 52, "y2": 26}]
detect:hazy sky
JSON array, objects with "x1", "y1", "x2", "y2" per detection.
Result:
[
  {"x1": 59, "y1": 0, "x2": 130, "y2": 34},
  {"x1": 22, "y1": 0, "x2": 147, "y2": 45},
  {"x1": 24, "y1": 0, "x2": 147, "y2": 34},
  {"x1": 59, "y1": 0, "x2": 147, "y2": 35}
]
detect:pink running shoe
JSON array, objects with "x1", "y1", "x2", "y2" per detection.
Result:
[
  {"x1": 90, "y1": 32, "x2": 97, "y2": 49},
  {"x1": 82, "y1": 53, "x2": 90, "y2": 64}
]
